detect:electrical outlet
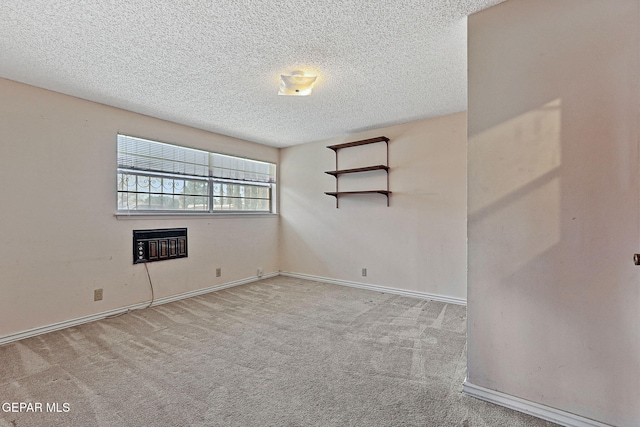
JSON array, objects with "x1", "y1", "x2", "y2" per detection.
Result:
[
  {"x1": 362, "y1": 268, "x2": 367, "y2": 277},
  {"x1": 216, "y1": 267, "x2": 221, "y2": 277},
  {"x1": 257, "y1": 268, "x2": 263, "y2": 277},
  {"x1": 94, "y1": 288, "x2": 103, "y2": 301}
]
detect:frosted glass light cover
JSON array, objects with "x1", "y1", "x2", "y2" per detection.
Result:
[{"x1": 278, "y1": 71, "x2": 317, "y2": 96}]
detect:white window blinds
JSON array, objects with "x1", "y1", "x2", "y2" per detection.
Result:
[
  {"x1": 117, "y1": 134, "x2": 276, "y2": 183},
  {"x1": 117, "y1": 135, "x2": 210, "y2": 177},
  {"x1": 211, "y1": 153, "x2": 275, "y2": 183}
]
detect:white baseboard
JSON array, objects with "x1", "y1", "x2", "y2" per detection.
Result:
[
  {"x1": 150, "y1": 271, "x2": 278, "y2": 306},
  {"x1": 1, "y1": 271, "x2": 459, "y2": 346},
  {"x1": 0, "y1": 273, "x2": 612, "y2": 427},
  {"x1": 279, "y1": 271, "x2": 466, "y2": 306},
  {"x1": 462, "y1": 380, "x2": 611, "y2": 427},
  {"x1": 0, "y1": 272, "x2": 278, "y2": 346}
]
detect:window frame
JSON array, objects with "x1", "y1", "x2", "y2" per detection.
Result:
[{"x1": 116, "y1": 134, "x2": 277, "y2": 216}]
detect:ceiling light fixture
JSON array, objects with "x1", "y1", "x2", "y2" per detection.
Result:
[{"x1": 278, "y1": 70, "x2": 317, "y2": 96}]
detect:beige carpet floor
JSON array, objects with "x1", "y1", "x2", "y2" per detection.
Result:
[{"x1": 0, "y1": 276, "x2": 558, "y2": 426}]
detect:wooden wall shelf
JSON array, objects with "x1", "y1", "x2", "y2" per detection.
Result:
[
  {"x1": 327, "y1": 136, "x2": 390, "y2": 152},
  {"x1": 325, "y1": 136, "x2": 391, "y2": 208},
  {"x1": 325, "y1": 190, "x2": 391, "y2": 197},
  {"x1": 324, "y1": 165, "x2": 389, "y2": 177}
]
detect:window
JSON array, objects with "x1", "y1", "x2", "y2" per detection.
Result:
[{"x1": 117, "y1": 135, "x2": 276, "y2": 213}]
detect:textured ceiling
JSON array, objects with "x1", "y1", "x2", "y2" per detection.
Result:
[{"x1": 0, "y1": 0, "x2": 504, "y2": 147}]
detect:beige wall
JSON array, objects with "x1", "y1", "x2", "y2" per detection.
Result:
[
  {"x1": 280, "y1": 112, "x2": 467, "y2": 300},
  {"x1": 0, "y1": 78, "x2": 279, "y2": 337},
  {"x1": 1, "y1": 78, "x2": 468, "y2": 339},
  {"x1": 467, "y1": 1, "x2": 640, "y2": 425}
]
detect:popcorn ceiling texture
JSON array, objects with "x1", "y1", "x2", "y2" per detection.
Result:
[{"x1": 0, "y1": 0, "x2": 504, "y2": 147}]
